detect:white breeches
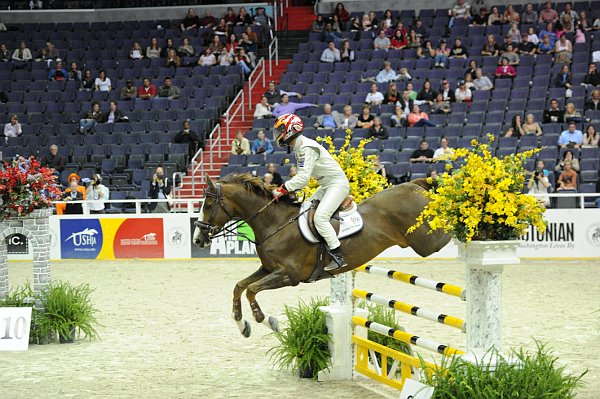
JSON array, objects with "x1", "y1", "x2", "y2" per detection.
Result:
[{"x1": 309, "y1": 184, "x2": 350, "y2": 249}]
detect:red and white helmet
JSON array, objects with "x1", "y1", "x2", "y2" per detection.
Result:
[{"x1": 273, "y1": 113, "x2": 304, "y2": 147}]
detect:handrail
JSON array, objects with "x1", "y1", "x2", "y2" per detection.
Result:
[
  {"x1": 224, "y1": 88, "x2": 245, "y2": 142},
  {"x1": 268, "y1": 36, "x2": 279, "y2": 77},
  {"x1": 248, "y1": 57, "x2": 266, "y2": 111},
  {"x1": 191, "y1": 123, "x2": 220, "y2": 197}
]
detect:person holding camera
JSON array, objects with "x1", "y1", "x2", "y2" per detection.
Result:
[
  {"x1": 251, "y1": 130, "x2": 273, "y2": 155},
  {"x1": 528, "y1": 170, "x2": 551, "y2": 207},
  {"x1": 148, "y1": 166, "x2": 171, "y2": 213},
  {"x1": 231, "y1": 130, "x2": 250, "y2": 155},
  {"x1": 86, "y1": 174, "x2": 110, "y2": 214}
]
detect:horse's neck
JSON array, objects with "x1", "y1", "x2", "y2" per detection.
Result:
[{"x1": 231, "y1": 194, "x2": 293, "y2": 242}]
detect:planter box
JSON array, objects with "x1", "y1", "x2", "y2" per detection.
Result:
[{"x1": 456, "y1": 240, "x2": 520, "y2": 270}]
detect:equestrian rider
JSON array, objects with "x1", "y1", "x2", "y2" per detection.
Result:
[{"x1": 271, "y1": 113, "x2": 350, "y2": 272}]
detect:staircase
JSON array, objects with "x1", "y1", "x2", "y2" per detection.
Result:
[
  {"x1": 285, "y1": 6, "x2": 315, "y2": 31},
  {"x1": 173, "y1": 58, "x2": 291, "y2": 205}
]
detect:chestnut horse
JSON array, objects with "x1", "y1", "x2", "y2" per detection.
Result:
[{"x1": 193, "y1": 173, "x2": 450, "y2": 337}]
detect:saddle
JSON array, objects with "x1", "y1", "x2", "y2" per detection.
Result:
[{"x1": 298, "y1": 196, "x2": 364, "y2": 283}]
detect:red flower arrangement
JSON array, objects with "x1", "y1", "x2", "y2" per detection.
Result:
[{"x1": 0, "y1": 156, "x2": 62, "y2": 218}]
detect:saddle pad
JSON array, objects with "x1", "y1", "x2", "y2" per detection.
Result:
[{"x1": 298, "y1": 200, "x2": 364, "y2": 244}]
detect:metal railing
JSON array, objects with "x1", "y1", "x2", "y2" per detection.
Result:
[
  {"x1": 190, "y1": 123, "x2": 221, "y2": 197},
  {"x1": 248, "y1": 57, "x2": 266, "y2": 111},
  {"x1": 53, "y1": 198, "x2": 201, "y2": 215},
  {"x1": 268, "y1": 36, "x2": 280, "y2": 77}
]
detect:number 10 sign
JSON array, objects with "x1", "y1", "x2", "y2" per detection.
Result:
[{"x1": 0, "y1": 307, "x2": 32, "y2": 351}]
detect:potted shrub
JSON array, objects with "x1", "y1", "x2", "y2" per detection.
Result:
[
  {"x1": 37, "y1": 281, "x2": 99, "y2": 343},
  {"x1": 268, "y1": 297, "x2": 332, "y2": 379}
]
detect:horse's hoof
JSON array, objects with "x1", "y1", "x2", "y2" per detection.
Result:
[
  {"x1": 241, "y1": 320, "x2": 251, "y2": 338},
  {"x1": 268, "y1": 316, "x2": 279, "y2": 333}
]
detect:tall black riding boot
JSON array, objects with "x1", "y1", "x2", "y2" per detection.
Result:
[{"x1": 324, "y1": 247, "x2": 348, "y2": 272}]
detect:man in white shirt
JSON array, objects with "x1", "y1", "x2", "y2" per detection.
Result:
[
  {"x1": 4, "y1": 114, "x2": 22, "y2": 139},
  {"x1": 373, "y1": 30, "x2": 391, "y2": 51},
  {"x1": 449, "y1": 0, "x2": 471, "y2": 27},
  {"x1": 86, "y1": 174, "x2": 110, "y2": 214},
  {"x1": 473, "y1": 69, "x2": 494, "y2": 91},
  {"x1": 320, "y1": 41, "x2": 341, "y2": 63},
  {"x1": 365, "y1": 83, "x2": 384, "y2": 105}
]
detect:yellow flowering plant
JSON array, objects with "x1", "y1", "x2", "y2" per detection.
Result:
[
  {"x1": 408, "y1": 135, "x2": 547, "y2": 243},
  {"x1": 302, "y1": 129, "x2": 390, "y2": 203}
]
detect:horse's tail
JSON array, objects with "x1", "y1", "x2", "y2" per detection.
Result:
[{"x1": 411, "y1": 178, "x2": 436, "y2": 191}]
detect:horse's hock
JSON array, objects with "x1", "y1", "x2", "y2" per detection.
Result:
[{"x1": 0, "y1": 209, "x2": 52, "y2": 299}]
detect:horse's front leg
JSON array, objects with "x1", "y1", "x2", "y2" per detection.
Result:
[
  {"x1": 246, "y1": 268, "x2": 299, "y2": 332},
  {"x1": 233, "y1": 267, "x2": 269, "y2": 338}
]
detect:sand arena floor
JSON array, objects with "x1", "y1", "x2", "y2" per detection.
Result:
[{"x1": 1, "y1": 259, "x2": 599, "y2": 399}]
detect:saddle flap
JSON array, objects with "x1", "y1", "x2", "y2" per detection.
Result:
[{"x1": 298, "y1": 199, "x2": 363, "y2": 244}]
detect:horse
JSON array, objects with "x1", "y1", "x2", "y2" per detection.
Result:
[{"x1": 193, "y1": 173, "x2": 450, "y2": 337}]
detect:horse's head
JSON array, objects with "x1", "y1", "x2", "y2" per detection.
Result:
[{"x1": 193, "y1": 176, "x2": 235, "y2": 248}]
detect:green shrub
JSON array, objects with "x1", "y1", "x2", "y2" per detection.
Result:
[{"x1": 358, "y1": 300, "x2": 412, "y2": 357}]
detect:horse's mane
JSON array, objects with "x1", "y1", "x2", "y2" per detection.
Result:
[
  {"x1": 411, "y1": 178, "x2": 436, "y2": 191},
  {"x1": 220, "y1": 173, "x2": 274, "y2": 197}
]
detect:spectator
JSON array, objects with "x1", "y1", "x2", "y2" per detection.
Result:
[
  {"x1": 263, "y1": 173, "x2": 273, "y2": 185},
  {"x1": 322, "y1": 22, "x2": 342, "y2": 45},
  {"x1": 471, "y1": 7, "x2": 489, "y2": 26},
  {"x1": 583, "y1": 125, "x2": 599, "y2": 147},
  {"x1": 556, "y1": 149, "x2": 581, "y2": 172},
  {"x1": 208, "y1": 35, "x2": 223, "y2": 55},
  {"x1": 120, "y1": 79, "x2": 137, "y2": 100},
  {"x1": 449, "y1": 0, "x2": 471, "y2": 27},
  {"x1": 67, "y1": 62, "x2": 81, "y2": 81},
  {"x1": 450, "y1": 38, "x2": 468, "y2": 58},
  {"x1": 495, "y1": 57, "x2": 517, "y2": 78},
  {"x1": 439, "y1": 80, "x2": 456, "y2": 102},
  {"x1": 333, "y1": 105, "x2": 358, "y2": 129},
  {"x1": 527, "y1": 169, "x2": 551, "y2": 207},
  {"x1": 539, "y1": 1, "x2": 559, "y2": 24},
  {"x1": 543, "y1": 98, "x2": 565, "y2": 123},
  {"x1": 538, "y1": 22, "x2": 557, "y2": 46},
  {"x1": 382, "y1": 9, "x2": 397, "y2": 29},
  {"x1": 582, "y1": 63, "x2": 600, "y2": 87},
  {"x1": 94, "y1": 69, "x2": 112, "y2": 91},
  {"x1": 175, "y1": 120, "x2": 203, "y2": 159},
  {"x1": 340, "y1": 40, "x2": 355, "y2": 62},
  {"x1": 86, "y1": 174, "x2": 110, "y2": 214},
  {"x1": 266, "y1": 163, "x2": 283, "y2": 186},
  {"x1": 238, "y1": 32, "x2": 258, "y2": 60},
  {"x1": 213, "y1": 18, "x2": 230, "y2": 37},
  {"x1": 503, "y1": 4, "x2": 520, "y2": 24},
  {"x1": 555, "y1": 34, "x2": 573, "y2": 64},
  {"x1": 11, "y1": 41, "x2": 32, "y2": 69},
  {"x1": 367, "y1": 116, "x2": 389, "y2": 140},
  {"x1": 178, "y1": 37, "x2": 194, "y2": 57},
  {"x1": 408, "y1": 104, "x2": 436, "y2": 127},
  {"x1": 362, "y1": 61, "x2": 397, "y2": 83},
  {"x1": 263, "y1": 82, "x2": 301, "y2": 106},
  {"x1": 79, "y1": 101, "x2": 103, "y2": 134},
  {"x1": 384, "y1": 82, "x2": 400, "y2": 104},
  {"x1": 0, "y1": 44, "x2": 10, "y2": 62},
  {"x1": 320, "y1": 40, "x2": 341, "y2": 63},
  {"x1": 391, "y1": 105, "x2": 408, "y2": 127},
  {"x1": 417, "y1": 80, "x2": 437, "y2": 104},
  {"x1": 289, "y1": 165, "x2": 298, "y2": 179},
  {"x1": 311, "y1": 15, "x2": 325, "y2": 33},
  {"x1": 564, "y1": 102, "x2": 586, "y2": 123},
  {"x1": 522, "y1": 3, "x2": 538, "y2": 24},
  {"x1": 61, "y1": 181, "x2": 84, "y2": 215},
  {"x1": 218, "y1": 49, "x2": 233, "y2": 66},
  {"x1": 556, "y1": 161, "x2": 578, "y2": 191},
  {"x1": 157, "y1": 77, "x2": 181, "y2": 100},
  {"x1": 272, "y1": 94, "x2": 315, "y2": 118},
  {"x1": 41, "y1": 144, "x2": 66, "y2": 173},
  {"x1": 161, "y1": 38, "x2": 176, "y2": 58},
  {"x1": 166, "y1": 49, "x2": 181, "y2": 68},
  {"x1": 519, "y1": 33, "x2": 537, "y2": 55},
  {"x1": 365, "y1": 83, "x2": 384, "y2": 105},
  {"x1": 314, "y1": 103, "x2": 337, "y2": 129},
  {"x1": 434, "y1": 39, "x2": 450, "y2": 68},
  {"x1": 149, "y1": 166, "x2": 172, "y2": 213},
  {"x1": 334, "y1": 2, "x2": 351, "y2": 30},
  {"x1": 234, "y1": 48, "x2": 253, "y2": 76},
  {"x1": 527, "y1": 26, "x2": 540, "y2": 45},
  {"x1": 357, "y1": 105, "x2": 375, "y2": 129},
  {"x1": 554, "y1": 64, "x2": 573, "y2": 94},
  {"x1": 407, "y1": 29, "x2": 422, "y2": 49},
  {"x1": 432, "y1": 92, "x2": 452, "y2": 114},
  {"x1": 138, "y1": 78, "x2": 157, "y2": 100},
  {"x1": 507, "y1": 23, "x2": 522, "y2": 44},
  {"x1": 231, "y1": 131, "x2": 251, "y2": 155},
  {"x1": 560, "y1": 2, "x2": 579, "y2": 23},
  {"x1": 100, "y1": 101, "x2": 127, "y2": 124},
  {"x1": 534, "y1": 159, "x2": 551, "y2": 177},
  {"x1": 455, "y1": 79, "x2": 472, "y2": 102},
  {"x1": 410, "y1": 139, "x2": 435, "y2": 162},
  {"x1": 412, "y1": 18, "x2": 429, "y2": 38},
  {"x1": 4, "y1": 114, "x2": 22, "y2": 139},
  {"x1": 500, "y1": 43, "x2": 520, "y2": 66},
  {"x1": 146, "y1": 37, "x2": 161, "y2": 58},
  {"x1": 236, "y1": 7, "x2": 253, "y2": 26},
  {"x1": 198, "y1": 48, "x2": 217, "y2": 66},
  {"x1": 390, "y1": 29, "x2": 408, "y2": 50},
  {"x1": 81, "y1": 69, "x2": 94, "y2": 91},
  {"x1": 481, "y1": 34, "x2": 500, "y2": 56},
  {"x1": 373, "y1": 29, "x2": 391, "y2": 51},
  {"x1": 181, "y1": 8, "x2": 201, "y2": 31},
  {"x1": 368, "y1": 12, "x2": 379, "y2": 30},
  {"x1": 522, "y1": 114, "x2": 543, "y2": 136},
  {"x1": 254, "y1": 96, "x2": 273, "y2": 119},
  {"x1": 37, "y1": 41, "x2": 60, "y2": 68},
  {"x1": 349, "y1": 16, "x2": 361, "y2": 32},
  {"x1": 251, "y1": 130, "x2": 274, "y2": 155},
  {"x1": 129, "y1": 42, "x2": 145, "y2": 60},
  {"x1": 538, "y1": 34, "x2": 554, "y2": 54},
  {"x1": 433, "y1": 137, "x2": 454, "y2": 159},
  {"x1": 47, "y1": 61, "x2": 67, "y2": 81},
  {"x1": 244, "y1": 26, "x2": 259, "y2": 46},
  {"x1": 584, "y1": 89, "x2": 600, "y2": 111},
  {"x1": 473, "y1": 68, "x2": 494, "y2": 90},
  {"x1": 579, "y1": 10, "x2": 592, "y2": 31},
  {"x1": 558, "y1": 121, "x2": 584, "y2": 148},
  {"x1": 417, "y1": 40, "x2": 436, "y2": 59},
  {"x1": 487, "y1": 6, "x2": 505, "y2": 25},
  {"x1": 397, "y1": 67, "x2": 412, "y2": 81},
  {"x1": 464, "y1": 73, "x2": 475, "y2": 90},
  {"x1": 504, "y1": 115, "x2": 526, "y2": 137},
  {"x1": 500, "y1": 34, "x2": 514, "y2": 52}
]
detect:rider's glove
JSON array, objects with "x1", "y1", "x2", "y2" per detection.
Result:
[{"x1": 272, "y1": 185, "x2": 288, "y2": 200}]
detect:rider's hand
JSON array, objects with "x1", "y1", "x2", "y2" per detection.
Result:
[{"x1": 272, "y1": 185, "x2": 288, "y2": 200}]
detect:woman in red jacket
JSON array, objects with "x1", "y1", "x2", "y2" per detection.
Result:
[{"x1": 495, "y1": 57, "x2": 517, "y2": 78}]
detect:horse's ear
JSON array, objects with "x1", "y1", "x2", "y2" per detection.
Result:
[{"x1": 205, "y1": 174, "x2": 215, "y2": 190}]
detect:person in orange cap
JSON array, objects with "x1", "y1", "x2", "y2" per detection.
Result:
[{"x1": 55, "y1": 173, "x2": 87, "y2": 215}]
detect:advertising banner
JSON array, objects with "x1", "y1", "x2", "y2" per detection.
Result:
[
  {"x1": 163, "y1": 215, "x2": 192, "y2": 259},
  {"x1": 190, "y1": 219, "x2": 257, "y2": 258},
  {"x1": 60, "y1": 219, "x2": 103, "y2": 259},
  {"x1": 5, "y1": 234, "x2": 28, "y2": 255}
]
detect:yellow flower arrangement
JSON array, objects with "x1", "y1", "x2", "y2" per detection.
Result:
[
  {"x1": 302, "y1": 129, "x2": 390, "y2": 203},
  {"x1": 408, "y1": 135, "x2": 547, "y2": 243}
]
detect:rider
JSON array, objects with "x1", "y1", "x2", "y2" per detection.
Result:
[{"x1": 271, "y1": 113, "x2": 350, "y2": 272}]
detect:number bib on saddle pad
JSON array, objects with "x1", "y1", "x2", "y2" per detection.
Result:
[{"x1": 298, "y1": 198, "x2": 364, "y2": 244}]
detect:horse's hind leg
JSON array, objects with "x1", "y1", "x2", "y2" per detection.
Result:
[
  {"x1": 233, "y1": 267, "x2": 268, "y2": 338},
  {"x1": 246, "y1": 269, "x2": 297, "y2": 332}
]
